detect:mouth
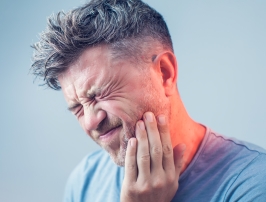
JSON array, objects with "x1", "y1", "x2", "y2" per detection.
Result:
[{"x1": 99, "y1": 125, "x2": 122, "y2": 142}]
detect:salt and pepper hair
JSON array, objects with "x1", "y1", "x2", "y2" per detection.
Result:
[{"x1": 31, "y1": 0, "x2": 173, "y2": 90}]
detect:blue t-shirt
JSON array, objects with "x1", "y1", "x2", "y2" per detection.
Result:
[{"x1": 64, "y1": 127, "x2": 266, "y2": 202}]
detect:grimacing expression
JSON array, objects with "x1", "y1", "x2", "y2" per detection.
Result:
[{"x1": 58, "y1": 45, "x2": 170, "y2": 166}]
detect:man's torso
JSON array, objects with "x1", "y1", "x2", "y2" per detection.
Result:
[{"x1": 64, "y1": 127, "x2": 266, "y2": 202}]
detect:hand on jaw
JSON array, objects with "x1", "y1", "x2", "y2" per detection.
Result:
[{"x1": 121, "y1": 112, "x2": 186, "y2": 202}]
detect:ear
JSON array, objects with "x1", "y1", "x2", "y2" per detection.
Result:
[{"x1": 153, "y1": 51, "x2": 178, "y2": 96}]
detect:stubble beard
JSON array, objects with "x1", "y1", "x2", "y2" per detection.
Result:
[
  {"x1": 107, "y1": 94, "x2": 171, "y2": 167},
  {"x1": 92, "y1": 112, "x2": 137, "y2": 166},
  {"x1": 96, "y1": 71, "x2": 171, "y2": 166},
  {"x1": 105, "y1": 120, "x2": 136, "y2": 167}
]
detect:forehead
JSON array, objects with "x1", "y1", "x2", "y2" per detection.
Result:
[
  {"x1": 59, "y1": 45, "x2": 121, "y2": 90},
  {"x1": 59, "y1": 45, "x2": 110, "y2": 85}
]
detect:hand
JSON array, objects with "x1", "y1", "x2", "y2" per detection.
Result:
[{"x1": 121, "y1": 112, "x2": 186, "y2": 202}]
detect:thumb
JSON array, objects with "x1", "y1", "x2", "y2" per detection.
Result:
[{"x1": 173, "y1": 143, "x2": 186, "y2": 177}]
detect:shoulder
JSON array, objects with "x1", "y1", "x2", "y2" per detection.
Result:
[
  {"x1": 209, "y1": 130, "x2": 266, "y2": 154},
  {"x1": 205, "y1": 130, "x2": 266, "y2": 165},
  {"x1": 175, "y1": 128, "x2": 266, "y2": 201},
  {"x1": 207, "y1": 129, "x2": 266, "y2": 176},
  {"x1": 208, "y1": 130, "x2": 266, "y2": 201},
  {"x1": 224, "y1": 153, "x2": 266, "y2": 201}
]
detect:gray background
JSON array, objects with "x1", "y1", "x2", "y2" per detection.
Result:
[{"x1": 0, "y1": 0, "x2": 265, "y2": 201}]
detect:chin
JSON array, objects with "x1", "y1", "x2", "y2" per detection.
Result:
[
  {"x1": 97, "y1": 120, "x2": 136, "y2": 167},
  {"x1": 105, "y1": 143, "x2": 127, "y2": 167},
  {"x1": 108, "y1": 150, "x2": 126, "y2": 167},
  {"x1": 113, "y1": 156, "x2": 125, "y2": 167}
]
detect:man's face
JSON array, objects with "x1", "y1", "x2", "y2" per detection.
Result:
[{"x1": 58, "y1": 45, "x2": 170, "y2": 166}]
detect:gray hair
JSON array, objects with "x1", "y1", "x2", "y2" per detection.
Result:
[{"x1": 31, "y1": 0, "x2": 173, "y2": 90}]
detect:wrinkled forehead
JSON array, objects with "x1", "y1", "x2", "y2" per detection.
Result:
[
  {"x1": 58, "y1": 45, "x2": 111, "y2": 86},
  {"x1": 59, "y1": 61, "x2": 96, "y2": 89}
]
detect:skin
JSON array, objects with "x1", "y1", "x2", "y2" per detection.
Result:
[
  {"x1": 121, "y1": 112, "x2": 186, "y2": 202},
  {"x1": 58, "y1": 44, "x2": 206, "y2": 201}
]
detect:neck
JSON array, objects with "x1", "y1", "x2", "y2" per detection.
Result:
[{"x1": 169, "y1": 91, "x2": 206, "y2": 173}]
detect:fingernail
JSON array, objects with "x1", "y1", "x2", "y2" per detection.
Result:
[
  {"x1": 138, "y1": 121, "x2": 145, "y2": 130},
  {"x1": 157, "y1": 115, "x2": 166, "y2": 125},
  {"x1": 130, "y1": 138, "x2": 136, "y2": 147},
  {"x1": 145, "y1": 112, "x2": 153, "y2": 122}
]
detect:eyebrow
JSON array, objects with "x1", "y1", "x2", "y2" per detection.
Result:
[
  {"x1": 87, "y1": 87, "x2": 102, "y2": 97},
  {"x1": 67, "y1": 87, "x2": 104, "y2": 112},
  {"x1": 67, "y1": 103, "x2": 81, "y2": 112}
]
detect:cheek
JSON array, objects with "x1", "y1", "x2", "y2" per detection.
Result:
[{"x1": 100, "y1": 99, "x2": 143, "y2": 122}]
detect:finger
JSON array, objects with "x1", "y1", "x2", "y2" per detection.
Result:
[
  {"x1": 173, "y1": 143, "x2": 186, "y2": 177},
  {"x1": 157, "y1": 115, "x2": 175, "y2": 172},
  {"x1": 136, "y1": 120, "x2": 151, "y2": 180},
  {"x1": 143, "y1": 112, "x2": 163, "y2": 173},
  {"x1": 124, "y1": 138, "x2": 137, "y2": 183}
]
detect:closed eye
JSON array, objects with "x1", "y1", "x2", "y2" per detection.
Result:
[{"x1": 67, "y1": 103, "x2": 82, "y2": 115}]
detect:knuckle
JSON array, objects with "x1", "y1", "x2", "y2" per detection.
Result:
[
  {"x1": 166, "y1": 173, "x2": 175, "y2": 184},
  {"x1": 138, "y1": 182, "x2": 151, "y2": 195},
  {"x1": 159, "y1": 126, "x2": 169, "y2": 135},
  {"x1": 126, "y1": 163, "x2": 136, "y2": 171},
  {"x1": 163, "y1": 144, "x2": 173, "y2": 156},
  {"x1": 152, "y1": 179, "x2": 165, "y2": 190},
  {"x1": 151, "y1": 146, "x2": 162, "y2": 156},
  {"x1": 140, "y1": 153, "x2": 150, "y2": 161},
  {"x1": 160, "y1": 127, "x2": 168, "y2": 134}
]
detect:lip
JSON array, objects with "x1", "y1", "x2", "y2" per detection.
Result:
[{"x1": 99, "y1": 125, "x2": 122, "y2": 142}]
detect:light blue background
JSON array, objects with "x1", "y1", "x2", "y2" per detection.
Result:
[{"x1": 0, "y1": 0, "x2": 265, "y2": 201}]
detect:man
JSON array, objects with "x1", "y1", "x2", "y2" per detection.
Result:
[{"x1": 31, "y1": 0, "x2": 266, "y2": 201}]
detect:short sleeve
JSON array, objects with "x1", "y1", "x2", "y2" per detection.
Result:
[{"x1": 225, "y1": 153, "x2": 266, "y2": 202}]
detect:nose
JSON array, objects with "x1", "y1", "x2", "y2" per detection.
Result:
[{"x1": 83, "y1": 105, "x2": 106, "y2": 131}]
